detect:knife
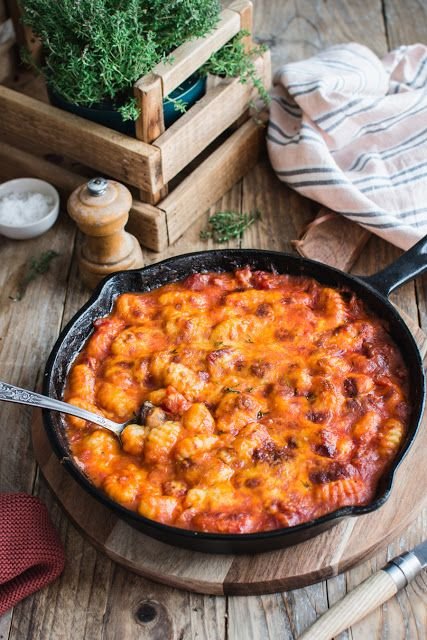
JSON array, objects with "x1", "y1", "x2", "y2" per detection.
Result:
[{"x1": 298, "y1": 540, "x2": 427, "y2": 640}]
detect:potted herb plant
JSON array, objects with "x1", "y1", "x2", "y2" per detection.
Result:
[
  {"x1": 21, "y1": 0, "x2": 221, "y2": 135},
  {"x1": 21, "y1": 0, "x2": 269, "y2": 137}
]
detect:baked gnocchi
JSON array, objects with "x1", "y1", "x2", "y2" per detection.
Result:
[{"x1": 64, "y1": 268, "x2": 410, "y2": 533}]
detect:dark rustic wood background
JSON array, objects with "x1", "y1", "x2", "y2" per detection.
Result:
[{"x1": 0, "y1": 0, "x2": 426, "y2": 638}]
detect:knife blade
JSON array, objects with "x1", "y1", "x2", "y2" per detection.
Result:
[{"x1": 298, "y1": 540, "x2": 427, "y2": 640}]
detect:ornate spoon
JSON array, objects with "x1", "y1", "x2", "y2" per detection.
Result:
[{"x1": 0, "y1": 380, "x2": 129, "y2": 436}]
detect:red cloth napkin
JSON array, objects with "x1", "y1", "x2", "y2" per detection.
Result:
[{"x1": 0, "y1": 494, "x2": 65, "y2": 616}]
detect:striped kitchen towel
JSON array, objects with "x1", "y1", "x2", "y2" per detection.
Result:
[{"x1": 267, "y1": 43, "x2": 427, "y2": 250}]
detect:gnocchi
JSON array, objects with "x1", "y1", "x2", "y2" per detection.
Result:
[{"x1": 64, "y1": 268, "x2": 409, "y2": 533}]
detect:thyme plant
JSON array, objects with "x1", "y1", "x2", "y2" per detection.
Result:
[
  {"x1": 22, "y1": 2, "x2": 269, "y2": 122},
  {"x1": 22, "y1": 0, "x2": 221, "y2": 118}
]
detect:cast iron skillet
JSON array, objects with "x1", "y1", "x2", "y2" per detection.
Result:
[{"x1": 43, "y1": 237, "x2": 427, "y2": 554}]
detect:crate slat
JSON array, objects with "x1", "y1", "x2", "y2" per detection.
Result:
[
  {"x1": 228, "y1": 0, "x2": 253, "y2": 51},
  {"x1": 0, "y1": 86, "x2": 164, "y2": 192},
  {"x1": 134, "y1": 73, "x2": 165, "y2": 144},
  {"x1": 156, "y1": 50, "x2": 270, "y2": 183},
  {"x1": 151, "y1": 8, "x2": 241, "y2": 96},
  {"x1": 161, "y1": 117, "x2": 264, "y2": 244},
  {"x1": 126, "y1": 200, "x2": 169, "y2": 252},
  {"x1": 134, "y1": 73, "x2": 169, "y2": 204}
]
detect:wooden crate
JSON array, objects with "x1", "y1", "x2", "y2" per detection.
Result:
[{"x1": 0, "y1": 1, "x2": 271, "y2": 251}]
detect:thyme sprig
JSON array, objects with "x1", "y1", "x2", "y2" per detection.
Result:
[
  {"x1": 200, "y1": 209, "x2": 261, "y2": 243},
  {"x1": 10, "y1": 250, "x2": 59, "y2": 301}
]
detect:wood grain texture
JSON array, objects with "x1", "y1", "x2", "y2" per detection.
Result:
[
  {"x1": 299, "y1": 571, "x2": 398, "y2": 640},
  {"x1": 2, "y1": 1, "x2": 427, "y2": 639},
  {"x1": 134, "y1": 74, "x2": 169, "y2": 205},
  {"x1": 162, "y1": 117, "x2": 264, "y2": 244},
  {"x1": 0, "y1": 218, "x2": 76, "y2": 494},
  {"x1": 156, "y1": 51, "x2": 270, "y2": 183},
  {"x1": 0, "y1": 34, "x2": 16, "y2": 83},
  {"x1": 229, "y1": 0, "x2": 253, "y2": 52},
  {"x1": 152, "y1": 9, "x2": 241, "y2": 95},
  {"x1": 0, "y1": 86, "x2": 163, "y2": 192},
  {"x1": 253, "y1": 0, "x2": 388, "y2": 66},
  {"x1": 251, "y1": 0, "x2": 390, "y2": 274},
  {"x1": 231, "y1": 1, "x2": 419, "y2": 639},
  {"x1": 383, "y1": 0, "x2": 427, "y2": 45},
  {"x1": 30, "y1": 318, "x2": 427, "y2": 596},
  {"x1": 134, "y1": 74, "x2": 165, "y2": 144},
  {"x1": 126, "y1": 200, "x2": 169, "y2": 253}
]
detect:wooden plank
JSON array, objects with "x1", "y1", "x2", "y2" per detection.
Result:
[
  {"x1": 156, "y1": 51, "x2": 269, "y2": 183},
  {"x1": 127, "y1": 200, "x2": 169, "y2": 253},
  {"x1": 0, "y1": 609, "x2": 12, "y2": 640},
  {"x1": 138, "y1": 185, "x2": 169, "y2": 206},
  {"x1": 241, "y1": 153, "x2": 317, "y2": 253},
  {"x1": 162, "y1": 117, "x2": 263, "y2": 245},
  {"x1": 383, "y1": 0, "x2": 427, "y2": 44},
  {"x1": 253, "y1": 0, "x2": 388, "y2": 67},
  {"x1": 384, "y1": 0, "x2": 427, "y2": 452},
  {"x1": 228, "y1": 0, "x2": 254, "y2": 52},
  {"x1": 101, "y1": 567, "x2": 226, "y2": 640},
  {"x1": 133, "y1": 74, "x2": 169, "y2": 205},
  {"x1": 0, "y1": 86, "x2": 164, "y2": 192},
  {"x1": 152, "y1": 9, "x2": 241, "y2": 96},
  {"x1": 148, "y1": 178, "x2": 243, "y2": 263},
  {"x1": 228, "y1": 584, "x2": 328, "y2": 639},
  {"x1": 0, "y1": 215, "x2": 76, "y2": 499},
  {"x1": 4, "y1": 1, "x2": 426, "y2": 638},
  {"x1": 134, "y1": 74, "x2": 165, "y2": 144}
]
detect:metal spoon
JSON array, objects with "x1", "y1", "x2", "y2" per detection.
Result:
[{"x1": 0, "y1": 380, "x2": 130, "y2": 436}]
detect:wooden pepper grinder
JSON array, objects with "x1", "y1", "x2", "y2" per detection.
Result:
[{"x1": 67, "y1": 177, "x2": 144, "y2": 288}]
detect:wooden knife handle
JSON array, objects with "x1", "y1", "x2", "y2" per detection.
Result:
[{"x1": 298, "y1": 570, "x2": 398, "y2": 640}]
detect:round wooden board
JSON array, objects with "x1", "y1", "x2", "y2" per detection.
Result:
[{"x1": 32, "y1": 320, "x2": 427, "y2": 596}]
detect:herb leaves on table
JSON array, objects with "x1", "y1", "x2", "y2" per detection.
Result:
[
  {"x1": 200, "y1": 210, "x2": 261, "y2": 243},
  {"x1": 10, "y1": 250, "x2": 60, "y2": 302}
]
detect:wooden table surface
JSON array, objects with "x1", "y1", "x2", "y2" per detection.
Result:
[{"x1": 1, "y1": 1, "x2": 427, "y2": 638}]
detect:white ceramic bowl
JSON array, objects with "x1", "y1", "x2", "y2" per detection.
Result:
[{"x1": 0, "y1": 178, "x2": 60, "y2": 240}]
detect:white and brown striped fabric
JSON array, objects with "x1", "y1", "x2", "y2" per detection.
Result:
[{"x1": 267, "y1": 43, "x2": 427, "y2": 250}]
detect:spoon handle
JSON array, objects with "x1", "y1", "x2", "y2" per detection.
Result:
[{"x1": 0, "y1": 380, "x2": 123, "y2": 434}]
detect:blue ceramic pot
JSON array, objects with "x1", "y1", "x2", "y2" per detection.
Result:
[{"x1": 48, "y1": 74, "x2": 207, "y2": 137}]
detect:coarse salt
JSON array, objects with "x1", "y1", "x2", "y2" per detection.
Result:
[{"x1": 0, "y1": 191, "x2": 54, "y2": 226}]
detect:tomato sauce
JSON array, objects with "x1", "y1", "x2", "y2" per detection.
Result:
[{"x1": 64, "y1": 268, "x2": 409, "y2": 533}]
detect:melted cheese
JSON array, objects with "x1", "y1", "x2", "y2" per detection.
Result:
[{"x1": 64, "y1": 268, "x2": 410, "y2": 533}]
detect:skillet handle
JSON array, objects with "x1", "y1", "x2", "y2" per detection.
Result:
[{"x1": 361, "y1": 235, "x2": 427, "y2": 298}]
